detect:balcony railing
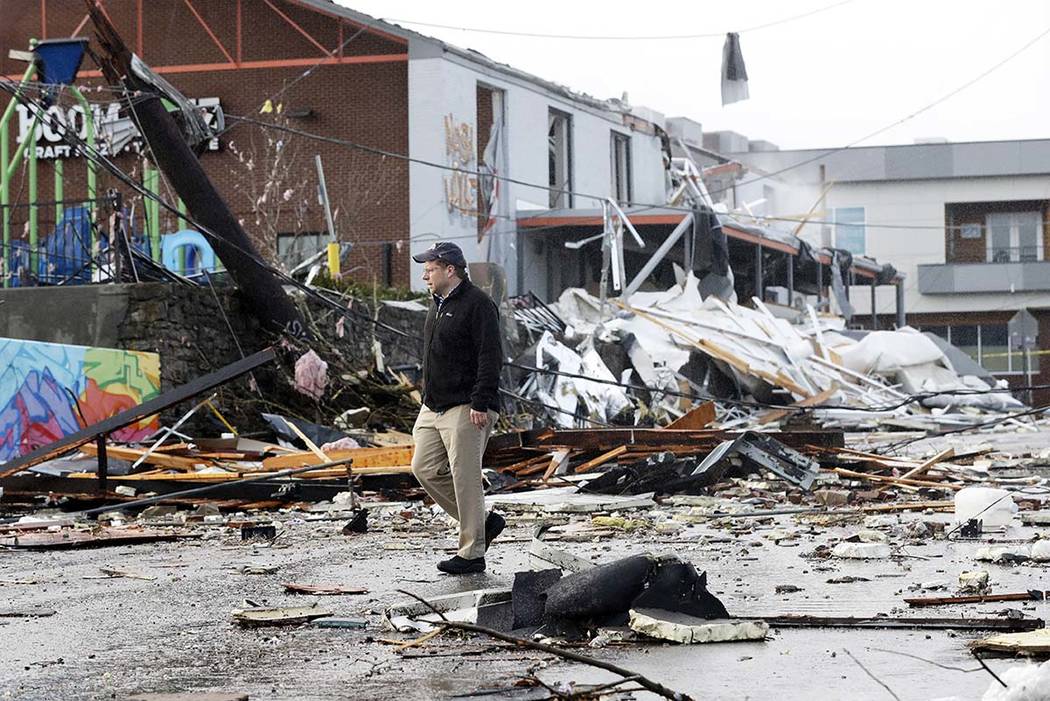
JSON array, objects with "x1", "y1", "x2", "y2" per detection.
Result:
[
  {"x1": 919, "y1": 258, "x2": 1050, "y2": 294},
  {"x1": 987, "y1": 245, "x2": 1042, "y2": 264}
]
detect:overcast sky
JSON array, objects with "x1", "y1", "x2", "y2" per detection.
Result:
[{"x1": 340, "y1": 0, "x2": 1050, "y2": 150}]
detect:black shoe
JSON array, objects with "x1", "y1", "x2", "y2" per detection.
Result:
[
  {"x1": 437, "y1": 556, "x2": 486, "y2": 575},
  {"x1": 485, "y1": 512, "x2": 506, "y2": 548}
]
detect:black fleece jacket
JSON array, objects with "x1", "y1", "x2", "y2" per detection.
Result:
[{"x1": 421, "y1": 279, "x2": 502, "y2": 412}]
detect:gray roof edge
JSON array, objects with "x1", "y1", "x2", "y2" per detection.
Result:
[
  {"x1": 725, "y1": 136, "x2": 1050, "y2": 157},
  {"x1": 295, "y1": 1, "x2": 628, "y2": 117}
]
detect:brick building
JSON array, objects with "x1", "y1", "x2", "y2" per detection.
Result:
[{"x1": 0, "y1": 0, "x2": 667, "y2": 293}]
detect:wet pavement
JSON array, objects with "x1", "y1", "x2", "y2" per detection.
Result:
[{"x1": 1, "y1": 431, "x2": 1048, "y2": 700}]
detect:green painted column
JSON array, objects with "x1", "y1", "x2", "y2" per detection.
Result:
[
  {"x1": 54, "y1": 158, "x2": 63, "y2": 225},
  {"x1": 144, "y1": 166, "x2": 162, "y2": 264},
  {"x1": 27, "y1": 114, "x2": 38, "y2": 276},
  {"x1": 151, "y1": 170, "x2": 162, "y2": 264},
  {"x1": 0, "y1": 63, "x2": 37, "y2": 287},
  {"x1": 68, "y1": 86, "x2": 96, "y2": 253}
]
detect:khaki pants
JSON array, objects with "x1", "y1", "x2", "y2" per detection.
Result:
[{"x1": 411, "y1": 404, "x2": 497, "y2": 559}]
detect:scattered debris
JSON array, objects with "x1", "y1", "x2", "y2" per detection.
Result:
[
  {"x1": 240, "y1": 524, "x2": 277, "y2": 541},
  {"x1": 628, "y1": 609, "x2": 768, "y2": 644},
  {"x1": 282, "y1": 583, "x2": 368, "y2": 596},
  {"x1": 832, "y1": 542, "x2": 891, "y2": 559},
  {"x1": 231, "y1": 606, "x2": 333, "y2": 627},
  {"x1": 904, "y1": 591, "x2": 1046, "y2": 608},
  {"x1": 970, "y1": 628, "x2": 1050, "y2": 657}
]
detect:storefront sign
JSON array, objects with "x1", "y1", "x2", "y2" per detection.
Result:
[{"x1": 15, "y1": 97, "x2": 223, "y2": 159}]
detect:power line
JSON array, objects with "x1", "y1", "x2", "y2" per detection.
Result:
[
  {"x1": 725, "y1": 23, "x2": 1050, "y2": 196},
  {"x1": 226, "y1": 113, "x2": 1050, "y2": 241},
  {"x1": 384, "y1": 1, "x2": 856, "y2": 40}
]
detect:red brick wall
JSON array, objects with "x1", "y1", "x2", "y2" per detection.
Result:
[{"x1": 0, "y1": 0, "x2": 411, "y2": 285}]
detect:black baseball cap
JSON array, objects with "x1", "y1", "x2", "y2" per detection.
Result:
[{"x1": 413, "y1": 241, "x2": 466, "y2": 268}]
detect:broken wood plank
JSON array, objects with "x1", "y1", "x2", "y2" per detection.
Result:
[
  {"x1": 898, "y1": 447, "x2": 955, "y2": 482},
  {"x1": 666, "y1": 402, "x2": 716, "y2": 430},
  {"x1": 498, "y1": 454, "x2": 552, "y2": 476},
  {"x1": 79, "y1": 443, "x2": 208, "y2": 471},
  {"x1": 64, "y1": 464, "x2": 411, "y2": 481},
  {"x1": 283, "y1": 583, "x2": 369, "y2": 596},
  {"x1": 765, "y1": 615, "x2": 1044, "y2": 631},
  {"x1": 232, "y1": 606, "x2": 333, "y2": 627},
  {"x1": 969, "y1": 628, "x2": 1050, "y2": 655},
  {"x1": 0, "y1": 608, "x2": 56, "y2": 618},
  {"x1": 0, "y1": 528, "x2": 199, "y2": 550},
  {"x1": 574, "y1": 446, "x2": 628, "y2": 474},
  {"x1": 905, "y1": 591, "x2": 1045, "y2": 607},
  {"x1": 859, "y1": 500, "x2": 955, "y2": 513},
  {"x1": 285, "y1": 419, "x2": 329, "y2": 463},
  {"x1": 542, "y1": 449, "x2": 573, "y2": 482},
  {"x1": 755, "y1": 385, "x2": 839, "y2": 426},
  {"x1": 831, "y1": 467, "x2": 963, "y2": 491},
  {"x1": 261, "y1": 445, "x2": 414, "y2": 471}
]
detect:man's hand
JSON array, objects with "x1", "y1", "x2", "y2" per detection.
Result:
[{"x1": 469, "y1": 409, "x2": 489, "y2": 429}]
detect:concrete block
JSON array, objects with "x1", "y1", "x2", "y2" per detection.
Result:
[
  {"x1": 832, "y1": 542, "x2": 891, "y2": 559},
  {"x1": 628, "y1": 609, "x2": 768, "y2": 644}
]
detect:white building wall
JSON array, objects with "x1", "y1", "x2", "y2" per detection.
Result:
[
  {"x1": 408, "y1": 52, "x2": 667, "y2": 294},
  {"x1": 832, "y1": 176, "x2": 1050, "y2": 316}
]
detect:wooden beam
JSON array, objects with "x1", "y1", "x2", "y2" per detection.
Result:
[
  {"x1": 262, "y1": 445, "x2": 414, "y2": 471},
  {"x1": 755, "y1": 385, "x2": 839, "y2": 426},
  {"x1": 905, "y1": 592, "x2": 1044, "y2": 608},
  {"x1": 832, "y1": 467, "x2": 962, "y2": 491},
  {"x1": 65, "y1": 464, "x2": 412, "y2": 481},
  {"x1": 899, "y1": 448, "x2": 954, "y2": 482},
  {"x1": 542, "y1": 449, "x2": 572, "y2": 482},
  {"x1": 80, "y1": 443, "x2": 208, "y2": 471},
  {"x1": 574, "y1": 446, "x2": 628, "y2": 474},
  {"x1": 665, "y1": 401, "x2": 716, "y2": 430}
]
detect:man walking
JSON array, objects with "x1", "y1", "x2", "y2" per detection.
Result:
[{"x1": 410, "y1": 242, "x2": 505, "y2": 574}]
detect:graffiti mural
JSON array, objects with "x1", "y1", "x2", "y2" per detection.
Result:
[{"x1": 0, "y1": 338, "x2": 161, "y2": 462}]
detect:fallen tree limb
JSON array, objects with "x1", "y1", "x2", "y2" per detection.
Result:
[{"x1": 395, "y1": 589, "x2": 691, "y2": 701}]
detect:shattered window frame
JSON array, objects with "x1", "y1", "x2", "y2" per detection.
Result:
[
  {"x1": 548, "y1": 108, "x2": 573, "y2": 209},
  {"x1": 832, "y1": 206, "x2": 866, "y2": 255},
  {"x1": 610, "y1": 130, "x2": 632, "y2": 204}
]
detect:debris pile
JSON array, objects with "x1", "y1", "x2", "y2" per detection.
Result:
[{"x1": 509, "y1": 275, "x2": 1025, "y2": 431}]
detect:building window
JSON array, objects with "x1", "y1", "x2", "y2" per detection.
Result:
[
  {"x1": 922, "y1": 323, "x2": 1033, "y2": 374},
  {"x1": 832, "y1": 207, "x2": 865, "y2": 255},
  {"x1": 277, "y1": 232, "x2": 327, "y2": 268},
  {"x1": 548, "y1": 109, "x2": 573, "y2": 208},
  {"x1": 610, "y1": 131, "x2": 631, "y2": 203},
  {"x1": 986, "y1": 212, "x2": 1042, "y2": 262}
]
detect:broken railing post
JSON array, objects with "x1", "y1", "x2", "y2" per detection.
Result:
[
  {"x1": 816, "y1": 261, "x2": 824, "y2": 308},
  {"x1": 753, "y1": 243, "x2": 763, "y2": 301},
  {"x1": 870, "y1": 277, "x2": 878, "y2": 330},
  {"x1": 95, "y1": 434, "x2": 108, "y2": 492},
  {"x1": 895, "y1": 278, "x2": 906, "y2": 328}
]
